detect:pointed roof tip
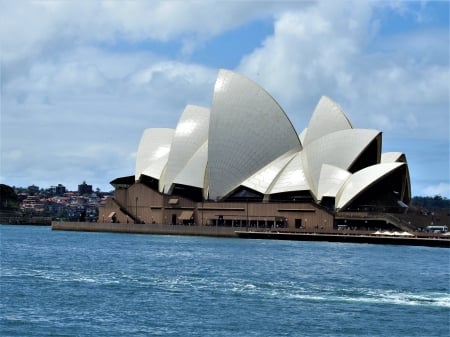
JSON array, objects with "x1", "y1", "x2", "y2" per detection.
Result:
[
  {"x1": 316, "y1": 96, "x2": 339, "y2": 108},
  {"x1": 303, "y1": 96, "x2": 353, "y2": 146},
  {"x1": 319, "y1": 95, "x2": 332, "y2": 101},
  {"x1": 184, "y1": 103, "x2": 210, "y2": 110},
  {"x1": 217, "y1": 68, "x2": 234, "y2": 78},
  {"x1": 381, "y1": 152, "x2": 408, "y2": 164}
]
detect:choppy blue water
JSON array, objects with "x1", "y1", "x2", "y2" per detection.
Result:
[{"x1": 1, "y1": 225, "x2": 449, "y2": 337}]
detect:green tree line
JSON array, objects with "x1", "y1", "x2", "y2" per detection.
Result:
[{"x1": 411, "y1": 195, "x2": 450, "y2": 210}]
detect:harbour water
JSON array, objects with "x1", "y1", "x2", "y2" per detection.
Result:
[{"x1": 1, "y1": 225, "x2": 449, "y2": 336}]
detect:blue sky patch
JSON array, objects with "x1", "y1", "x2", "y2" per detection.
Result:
[
  {"x1": 374, "y1": 1, "x2": 449, "y2": 35},
  {"x1": 188, "y1": 18, "x2": 274, "y2": 69}
]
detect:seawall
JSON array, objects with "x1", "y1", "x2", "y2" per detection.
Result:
[
  {"x1": 51, "y1": 221, "x2": 238, "y2": 237},
  {"x1": 1, "y1": 216, "x2": 51, "y2": 226}
]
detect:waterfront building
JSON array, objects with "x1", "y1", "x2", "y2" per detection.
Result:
[{"x1": 101, "y1": 69, "x2": 411, "y2": 231}]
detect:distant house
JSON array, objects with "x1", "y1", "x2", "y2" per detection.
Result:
[
  {"x1": 78, "y1": 181, "x2": 93, "y2": 195},
  {"x1": 54, "y1": 184, "x2": 66, "y2": 196}
]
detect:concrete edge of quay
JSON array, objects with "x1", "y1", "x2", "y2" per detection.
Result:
[
  {"x1": 51, "y1": 221, "x2": 450, "y2": 248},
  {"x1": 235, "y1": 231, "x2": 450, "y2": 248},
  {"x1": 51, "y1": 221, "x2": 238, "y2": 238}
]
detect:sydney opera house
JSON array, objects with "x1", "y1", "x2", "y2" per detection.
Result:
[{"x1": 100, "y1": 69, "x2": 411, "y2": 232}]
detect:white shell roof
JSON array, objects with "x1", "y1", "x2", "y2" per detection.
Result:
[
  {"x1": 303, "y1": 96, "x2": 352, "y2": 146},
  {"x1": 131, "y1": 69, "x2": 410, "y2": 208},
  {"x1": 135, "y1": 128, "x2": 174, "y2": 181},
  {"x1": 335, "y1": 162, "x2": 404, "y2": 210},
  {"x1": 317, "y1": 164, "x2": 352, "y2": 201},
  {"x1": 207, "y1": 69, "x2": 302, "y2": 200},
  {"x1": 242, "y1": 150, "x2": 298, "y2": 194},
  {"x1": 173, "y1": 141, "x2": 208, "y2": 189},
  {"x1": 161, "y1": 105, "x2": 210, "y2": 193},
  {"x1": 303, "y1": 128, "x2": 381, "y2": 198},
  {"x1": 267, "y1": 152, "x2": 310, "y2": 194}
]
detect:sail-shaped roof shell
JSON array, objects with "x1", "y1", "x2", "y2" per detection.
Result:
[
  {"x1": 135, "y1": 128, "x2": 174, "y2": 182},
  {"x1": 317, "y1": 164, "x2": 352, "y2": 200},
  {"x1": 161, "y1": 105, "x2": 210, "y2": 193},
  {"x1": 241, "y1": 150, "x2": 298, "y2": 194},
  {"x1": 335, "y1": 162, "x2": 404, "y2": 210},
  {"x1": 207, "y1": 69, "x2": 302, "y2": 200},
  {"x1": 172, "y1": 141, "x2": 208, "y2": 189},
  {"x1": 303, "y1": 129, "x2": 381, "y2": 198},
  {"x1": 267, "y1": 152, "x2": 310, "y2": 194}
]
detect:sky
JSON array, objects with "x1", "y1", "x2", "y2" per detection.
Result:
[{"x1": 1, "y1": 0, "x2": 449, "y2": 197}]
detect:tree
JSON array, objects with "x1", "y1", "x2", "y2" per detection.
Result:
[
  {"x1": 0, "y1": 184, "x2": 20, "y2": 210},
  {"x1": 411, "y1": 195, "x2": 450, "y2": 209}
]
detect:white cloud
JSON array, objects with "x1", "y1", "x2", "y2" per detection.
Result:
[
  {"x1": 238, "y1": 2, "x2": 374, "y2": 127},
  {"x1": 1, "y1": 43, "x2": 217, "y2": 190},
  {"x1": 238, "y1": 1, "x2": 449, "y2": 138},
  {"x1": 423, "y1": 183, "x2": 450, "y2": 199},
  {"x1": 0, "y1": 0, "x2": 293, "y2": 65}
]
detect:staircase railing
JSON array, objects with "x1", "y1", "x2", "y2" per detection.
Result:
[{"x1": 336, "y1": 212, "x2": 415, "y2": 232}]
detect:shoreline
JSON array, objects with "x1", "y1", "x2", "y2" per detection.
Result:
[{"x1": 47, "y1": 221, "x2": 450, "y2": 248}]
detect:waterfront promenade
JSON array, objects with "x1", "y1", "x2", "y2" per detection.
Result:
[{"x1": 51, "y1": 221, "x2": 450, "y2": 248}]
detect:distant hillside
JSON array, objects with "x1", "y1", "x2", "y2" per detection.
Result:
[{"x1": 411, "y1": 196, "x2": 450, "y2": 210}]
